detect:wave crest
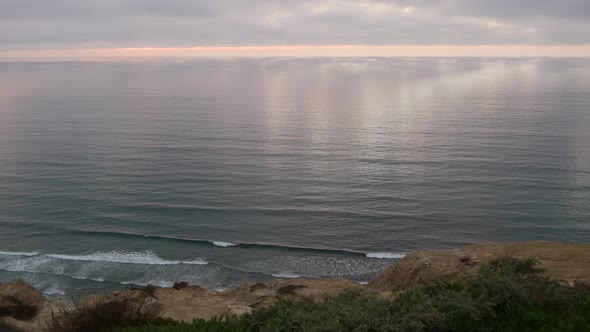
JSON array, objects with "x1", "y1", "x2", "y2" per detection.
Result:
[
  {"x1": 211, "y1": 241, "x2": 238, "y2": 248},
  {"x1": 47, "y1": 251, "x2": 208, "y2": 265},
  {"x1": 271, "y1": 273, "x2": 302, "y2": 279},
  {"x1": 0, "y1": 250, "x2": 40, "y2": 257},
  {"x1": 366, "y1": 252, "x2": 406, "y2": 259}
]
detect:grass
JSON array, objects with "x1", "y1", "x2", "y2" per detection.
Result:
[{"x1": 119, "y1": 258, "x2": 590, "y2": 332}]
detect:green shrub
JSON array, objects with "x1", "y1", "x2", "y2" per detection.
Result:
[
  {"x1": 172, "y1": 282, "x2": 189, "y2": 290},
  {"x1": 275, "y1": 285, "x2": 307, "y2": 296},
  {"x1": 0, "y1": 296, "x2": 39, "y2": 320},
  {"x1": 47, "y1": 297, "x2": 166, "y2": 332},
  {"x1": 119, "y1": 257, "x2": 590, "y2": 332}
]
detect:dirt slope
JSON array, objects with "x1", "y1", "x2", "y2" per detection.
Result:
[{"x1": 368, "y1": 241, "x2": 590, "y2": 291}]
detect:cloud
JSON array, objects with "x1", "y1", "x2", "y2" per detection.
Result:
[
  {"x1": 430, "y1": 0, "x2": 590, "y2": 22},
  {"x1": 0, "y1": 0, "x2": 588, "y2": 50}
]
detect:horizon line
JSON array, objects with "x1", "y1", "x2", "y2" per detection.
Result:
[{"x1": 2, "y1": 44, "x2": 590, "y2": 59}]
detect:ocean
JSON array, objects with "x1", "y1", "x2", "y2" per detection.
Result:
[{"x1": 0, "y1": 58, "x2": 588, "y2": 298}]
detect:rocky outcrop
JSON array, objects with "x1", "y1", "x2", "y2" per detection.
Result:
[
  {"x1": 0, "y1": 280, "x2": 45, "y2": 307},
  {"x1": 368, "y1": 241, "x2": 590, "y2": 291},
  {"x1": 1, "y1": 241, "x2": 588, "y2": 331},
  {"x1": 0, "y1": 279, "x2": 66, "y2": 332}
]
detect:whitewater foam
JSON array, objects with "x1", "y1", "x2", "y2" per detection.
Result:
[
  {"x1": 0, "y1": 250, "x2": 40, "y2": 257},
  {"x1": 211, "y1": 241, "x2": 238, "y2": 247},
  {"x1": 0, "y1": 255, "x2": 53, "y2": 273},
  {"x1": 120, "y1": 280, "x2": 174, "y2": 288},
  {"x1": 120, "y1": 281, "x2": 135, "y2": 285},
  {"x1": 71, "y1": 274, "x2": 106, "y2": 283},
  {"x1": 271, "y1": 273, "x2": 302, "y2": 279},
  {"x1": 366, "y1": 252, "x2": 406, "y2": 259},
  {"x1": 42, "y1": 285, "x2": 66, "y2": 296},
  {"x1": 47, "y1": 251, "x2": 208, "y2": 265}
]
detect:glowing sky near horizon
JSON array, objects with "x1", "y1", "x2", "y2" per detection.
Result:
[{"x1": 1, "y1": 0, "x2": 589, "y2": 58}]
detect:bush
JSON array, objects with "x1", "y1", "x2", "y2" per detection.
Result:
[
  {"x1": 121, "y1": 257, "x2": 590, "y2": 332},
  {"x1": 172, "y1": 282, "x2": 189, "y2": 290},
  {"x1": 0, "y1": 296, "x2": 39, "y2": 320},
  {"x1": 47, "y1": 297, "x2": 165, "y2": 332},
  {"x1": 275, "y1": 285, "x2": 307, "y2": 296}
]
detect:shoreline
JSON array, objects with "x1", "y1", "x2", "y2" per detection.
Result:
[{"x1": 2, "y1": 241, "x2": 589, "y2": 331}]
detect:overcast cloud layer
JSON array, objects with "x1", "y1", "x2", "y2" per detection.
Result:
[{"x1": 1, "y1": 0, "x2": 589, "y2": 49}]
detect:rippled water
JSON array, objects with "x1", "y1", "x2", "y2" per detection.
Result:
[{"x1": 0, "y1": 58, "x2": 589, "y2": 297}]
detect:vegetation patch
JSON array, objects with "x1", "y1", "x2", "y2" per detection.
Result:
[
  {"x1": 172, "y1": 282, "x2": 189, "y2": 290},
  {"x1": 249, "y1": 283, "x2": 268, "y2": 292},
  {"x1": 276, "y1": 285, "x2": 307, "y2": 296},
  {"x1": 458, "y1": 255, "x2": 476, "y2": 266},
  {"x1": 47, "y1": 297, "x2": 165, "y2": 332},
  {"x1": 120, "y1": 258, "x2": 590, "y2": 332},
  {"x1": 0, "y1": 296, "x2": 39, "y2": 320}
]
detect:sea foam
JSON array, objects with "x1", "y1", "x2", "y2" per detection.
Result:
[
  {"x1": 42, "y1": 284, "x2": 66, "y2": 296},
  {"x1": 366, "y1": 252, "x2": 406, "y2": 259},
  {"x1": 211, "y1": 241, "x2": 238, "y2": 247},
  {"x1": 271, "y1": 273, "x2": 302, "y2": 279},
  {"x1": 0, "y1": 250, "x2": 40, "y2": 257},
  {"x1": 47, "y1": 251, "x2": 208, "y2": 265}
]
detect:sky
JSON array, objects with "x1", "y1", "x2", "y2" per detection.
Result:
[{"x1": 1, "y1": 0, "x2": 590, "y2": 58}]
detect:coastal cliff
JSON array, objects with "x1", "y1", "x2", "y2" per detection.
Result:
[
  {"x1": 369, "y1": 241, "x2": 590, "y2": 291},
  {"x1": 1, "y1": 241, "x2": 589, "y2": 331}
]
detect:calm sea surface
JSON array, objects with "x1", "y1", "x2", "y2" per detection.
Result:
[{"x1": 0, "y1": 58, "x2": 589, "y2": 297}]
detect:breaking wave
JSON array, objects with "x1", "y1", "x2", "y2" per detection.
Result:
[
  {"x1": 66, "y1": 230, "x2": 407, "y2": 259},
  {"x1": 366, "y1": 252, "x2": 407, "y2": 259},
  {"x1": 211, "y1": 241, "x2": 238, "y2": 247},
  {"x1": 46, "y1": 251, "x2": 208, "y2": 265},
  {"x1": 271, "y1": 273, "x2": 302, "y2": 279},
  {"x1": 0, "y1": 250, "x2": 40, "y2": 257}
]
